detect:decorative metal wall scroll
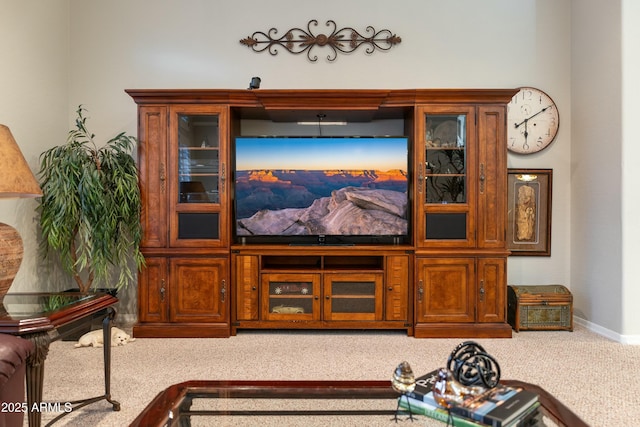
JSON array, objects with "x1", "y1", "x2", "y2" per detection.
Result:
[{"x1": 240, "y1": 19, "x2": 402, "y2": 62}]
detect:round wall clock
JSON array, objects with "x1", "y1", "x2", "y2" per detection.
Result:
[{"x1": 507, "y1": 87, "x2": 559, "y2": 154}]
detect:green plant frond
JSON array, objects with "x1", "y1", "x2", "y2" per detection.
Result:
[{"x1": 37, "y1": 105, "x2": 144, "y2": 292}]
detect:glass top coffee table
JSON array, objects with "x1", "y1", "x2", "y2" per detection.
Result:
[{"x1": 129, "y1": 379, "x2": 588, "y2": 427}]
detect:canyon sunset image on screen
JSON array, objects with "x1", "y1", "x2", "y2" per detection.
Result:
[{"x1": 234, "y1": 136, "x2": 409, "y2": 243}]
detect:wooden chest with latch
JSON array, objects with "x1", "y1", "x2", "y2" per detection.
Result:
[{"x1": 507, "y1": 285, "x2": 573, "y2": 332}]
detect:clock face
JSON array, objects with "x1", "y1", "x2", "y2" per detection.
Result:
[{"x1": 507, "y1": 87, "x2": 559, "y2": 154}]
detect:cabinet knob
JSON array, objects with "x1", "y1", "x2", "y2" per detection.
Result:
[
  {"x1": 388, "y1": 286, "x2": 393, "y2": 291},
  {"x1": 252, "y1": 286, "x2": 257, "y2": 291}
]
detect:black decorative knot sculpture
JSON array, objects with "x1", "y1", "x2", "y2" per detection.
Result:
[{"x1": 447, "y1": 341, "x2": 501, "y2": 388}]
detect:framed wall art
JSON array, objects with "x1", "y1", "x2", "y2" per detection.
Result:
[{"x1": 507, "y1": 169, "x2": 552, "y2": 256}]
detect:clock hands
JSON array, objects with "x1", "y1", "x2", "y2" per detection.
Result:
[
  {"x1": 514, "y1": 105, "x2": 552, "y2": 129},
  {"x1": 513, "y1": 105, "x2": 552, "y2": 151},
  {"x1": 522, "y1": 121, "x2": 529, "y2": 151}
]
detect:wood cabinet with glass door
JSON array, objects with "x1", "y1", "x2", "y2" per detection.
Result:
[
  {"x1": 231, "y1": 250, "x2": 410, "y2": 333},
  {"x1": 133, "y1": 104, "x2": 230, "y2": 338},
  {"x1": 415, "y1": 106, "x2": 476, "y2": 248},
  {"x1": 413, "y1": 104, "x2": 510, "y2": 338},
  {"x1": 129, "y1": 88, "x2": 515, "y2": 338},
  {"x1": 169, "y1": 105, "x2": 228, "y2": 248}
]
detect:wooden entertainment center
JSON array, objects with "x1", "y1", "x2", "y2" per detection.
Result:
[{"x1": 127, "y1": 88, "x2": 516, "y2": 339}]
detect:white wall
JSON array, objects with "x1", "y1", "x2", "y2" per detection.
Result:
[
  {"x1": 571, "y1": 0, "x2": 623, "y2": 336},
  {"x1": 570, "y1": 0, "x2": 640, "y2": 341},
  {"x1": 7, "y1": 0, "x2": 633, "y2": 338},
  {"x1": 65, "y1": 0, "x2": 573, "y2": 278},
  {"x1": 505, "y1": 1, "x2": 572, "y2": 289},
  {"x1": 621, "y1": 0, "x2": 640, "y2": 339},
  {"x1": 0, "y1": 1, "x2": 69, "y2": 291}
]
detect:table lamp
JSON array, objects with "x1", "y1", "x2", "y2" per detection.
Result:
[{"x1": 0, "y1": 124, "x2": 42, "y2": 304}]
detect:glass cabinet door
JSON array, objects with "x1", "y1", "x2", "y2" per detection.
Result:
[
  {"x1": 416, "y1": 106, "x2": 475, "y2": 247},
  {"x1": 262, "y1": 273, "x2": 320, "y2": 321},
  {"x1": 323, "y1": 273, "x2": 383, "y2": 321},
  {"x1": 425, "y1": 114, "x2": 467, "y2": 204},
  {"x1": 169, "y1": 106, "x2": 227, "y2": 247},
  {"x1": 178, "y1": 114, "x2": 220, "y2": 204}
]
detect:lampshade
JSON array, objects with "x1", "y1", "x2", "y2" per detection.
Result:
[
  {"x1": 0, "y1": 124, "x2": 42, "y2": 306},
  {"x1": 0, "y1": 125, "x2": 42, "y2": 198}
]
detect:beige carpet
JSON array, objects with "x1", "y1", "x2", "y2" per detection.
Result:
[{"x1": 35, "y1": 324, "x2": 639, "y2": 426}]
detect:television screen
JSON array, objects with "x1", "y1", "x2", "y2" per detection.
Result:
[{"x1": 234, "y1": 136, "x2": 409, "y2": 244}]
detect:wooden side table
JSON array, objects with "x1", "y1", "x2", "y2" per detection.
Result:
[{"x1": 0, "y1": 292, "x2": 120, "y2": 427}]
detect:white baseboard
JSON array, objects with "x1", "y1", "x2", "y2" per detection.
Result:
[{"x1": 574, "y1": 316, "x2": 640, "y2": 345}]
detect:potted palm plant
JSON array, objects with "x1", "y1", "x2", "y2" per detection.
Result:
[{"x1": 37, "y1": 106, "x2": 144, "y2": 294}]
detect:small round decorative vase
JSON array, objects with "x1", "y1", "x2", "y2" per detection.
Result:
[
  {"x1": 432, "y1": 368, "x2": 485, "y2": 408},
  {"x1": 0, "y1": 222, "x2": 23, "y2": 304},
  {"x1": 391, "y1": 360, "x2": 416, "y2": 394}
]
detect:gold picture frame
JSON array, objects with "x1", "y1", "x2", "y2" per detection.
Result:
[{"x1": 507, "y1": 169, "x2": 552, "y2": 256}]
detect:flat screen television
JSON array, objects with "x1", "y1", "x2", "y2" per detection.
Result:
[{"x1": 233, "y1": 136, "x2": 410, "y2": 245}]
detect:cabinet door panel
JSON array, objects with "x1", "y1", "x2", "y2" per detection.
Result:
[
  {"x1": 416, "y1": 258, "x2": 474, "y2": 323},
  {"x1": 477, "y1": 258, "x2": 506, "y2": 323},
  {"x1": 324, "y1": 273, "x2": 383, "y2": 321},
  {"x1": 168, "y1": 105, "x2": 228, "y2": 248},
  {"x1": 170, "y1": 258, "x2": 228, "y2": 323},
  {"x1": 138, "y1": 106, "x2": 168, "y2": 248},
  {"x1": 415, "y1": 105, "x2": 476, "y2": 248},
  {"x1": 477, "y1": 106, "x2": 507, "y2": 248},
  {"x1": 262, "y1": 273, "x2": 321, "y2": 321},
  {"x1": 138, "y1": 257, "x2": 167, "y2": 323},
  {"x1": 234, "y1": 255, "x2": 259, "y2": 321},
  {"x1": 385, "y1": 255, "x2": 409, "y2": 321}
]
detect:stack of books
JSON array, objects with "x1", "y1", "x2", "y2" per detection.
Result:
[{"x1": 398, "y1": 370, "x2": 541, "y2": 427}]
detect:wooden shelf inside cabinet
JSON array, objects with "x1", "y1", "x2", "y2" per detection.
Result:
[
  {"x1": 323, "y1": 256, "x2": 384, "y2": 271},
  {"x1": 261, "y1": 256, "x2": 322, "y2": 271},
  {"x1": 259, "y1": 255, "x2": 386, "y2": 271}
]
